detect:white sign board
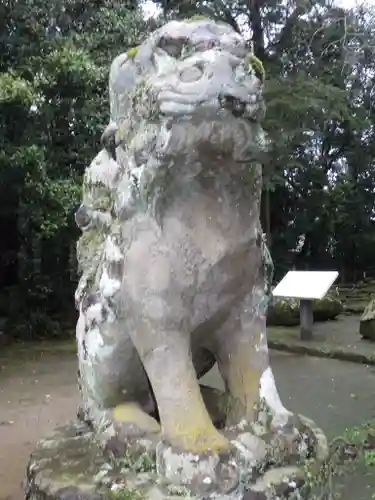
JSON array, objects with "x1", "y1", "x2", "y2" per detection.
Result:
[{"x1": 272, "y1": 271, "x2": 339, "y2": 300}]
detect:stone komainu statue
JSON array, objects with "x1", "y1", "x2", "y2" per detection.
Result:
[{"x1": 74, "y1": 18, "x2": 305, "y2": 495}]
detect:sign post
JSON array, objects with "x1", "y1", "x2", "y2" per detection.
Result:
[
  {"x1": 272, "y1": 271, "x2": 339, "y2": 340},
  {"x1": 299, "y1": 299, "x2": 314, "y2": 340}
]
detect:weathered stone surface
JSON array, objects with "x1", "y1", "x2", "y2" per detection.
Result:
[
  {"x1": 359, "y1": 298, "x2": 375, "y2": 340},
  {"x1": 25, "y1": 422, "x2": 109, "y2": 499},
  {"x1": 156, "y1": 443, "x2": 240, "y2": 496},
  {"x1": 25, "y1": 413, "x2": 330, "y2": 499}
]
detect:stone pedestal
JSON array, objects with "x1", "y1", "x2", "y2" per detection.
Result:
[{"x1": 25, "y1": 391, "x2": 332, "y2": 500}]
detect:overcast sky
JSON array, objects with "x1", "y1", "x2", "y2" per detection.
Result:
[
  {"x1": 337, "y1": 0, "x2": 374, "y2": 5},
  {"x1": 141, "y1": 0, "x2": 375, "y2": 17}
]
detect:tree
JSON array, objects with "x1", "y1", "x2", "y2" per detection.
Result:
[
  {"x1": 0, "y1": 0, "x2": 152, "y2": 338},
  {"x1": 2, "y1": 0, "x2": 375, "y2": 339}
]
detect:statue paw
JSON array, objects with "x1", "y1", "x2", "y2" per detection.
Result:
[
  {"x1": 267, "y1": 413, "x2": 316, "y2": 464},
  {"x1": 228, "y1": 413, "x2": 312, "y2": 473},
  {"x1": 98, "y1": 402, "x2": 161, "y2": 458},
  {"x1": 271, "y1": 411, "x2": 303, "y2": 434},
  {"x1": 156, "y1": 441, "x2": 241, "y2": 496},
  {"x1": 232, "y1": 432, "x2": 268, "y2": 466}
]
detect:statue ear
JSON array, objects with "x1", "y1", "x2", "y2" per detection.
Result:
[{"x1": 101, "y1": 122, "x2": 118, "y2": 159}]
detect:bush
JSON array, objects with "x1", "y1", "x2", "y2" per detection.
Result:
[{"x1": 267, "y1": 291, "x2": 343, "y2": 327}]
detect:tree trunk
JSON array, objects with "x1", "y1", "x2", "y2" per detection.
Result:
[
  {"x1": 264, "y1": 187, "x2": 271, "y2": 248},
  {"x1": 246, "y1": 0, "x2": 265, "y2": 59}
]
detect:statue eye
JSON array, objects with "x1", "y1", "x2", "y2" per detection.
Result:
[
  {"x1": 194, "y1": 39, "x2": 217, "y2": 52},
  {"x1": 179, "y1": 65, "x2": 204, "y2": 82},
  {"x1": 157, "y1": 36, "x2": 191, "y2": 59}
]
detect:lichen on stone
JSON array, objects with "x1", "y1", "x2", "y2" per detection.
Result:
[
  {"x1": 105, "y1": 488, "x2": 145, "y2": 500},
  {"x1": 166, "y1": 484, "x2": 193, "y2": 496},
  {"x1": 118, "y1": 450, "x2": 156, "y2": 475}
]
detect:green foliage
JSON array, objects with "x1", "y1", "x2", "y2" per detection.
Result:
[
  {"x1": 344, "y1": 420, "x2": 375, "y2": 446},
  {"x1": 0, "y1": 73, "x2": 37, "y2": 104},
  {"x1": 0, "y1": 0, "x2": 151, "y2": 338},
  {"x1": 3, "y1": 0, "x2": 375, "y2": 339},
  {"x1": 343, "y1": 420, "x2": 375, "y2": 468},
  {"x1": 364, "y1": 450, "x2": 375, "y2": 467},
  {"x1": 118, "y1": 451, "x2": 156, "y2": 474}
]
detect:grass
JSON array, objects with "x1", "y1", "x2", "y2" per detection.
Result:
[
  {"x1": 342, "y1": 420, "x2": 375, "y2": 469},
  {"x1": 268, "y1": 325, "x2": 299, "y2": 339}
]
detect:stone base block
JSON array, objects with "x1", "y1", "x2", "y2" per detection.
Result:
[
  {"x1": 25, "y1": 414, "x2": 332, "y2": 500},
  {"x1": 359, "y1": 319, "x2": 375, "y2": 341}
]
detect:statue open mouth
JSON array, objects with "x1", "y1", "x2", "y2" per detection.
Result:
[
  {"x1": 121, "y1": 79, "x2": 267, "y2": 169},
  {"x1": 159, "y1": 111, "x2": 266, "y2": 164}
]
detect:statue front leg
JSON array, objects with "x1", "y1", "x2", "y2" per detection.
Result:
[
  {"x1": 214, "y1": 292, "x2": 293, "y2": 429},
  {"x1": 127, "y1": 311, "x2": 243, "y2": 496},
  {"x1": 76, "y1": 302, "x2": 161, "y2": 453},
  {"x1": 128, "y1": 313, "x2": 230, "y2": 454}
]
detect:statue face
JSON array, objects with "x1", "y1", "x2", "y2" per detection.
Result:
[
  {"x1": 151, "y1": 27, "x2": 263, "y2": 123},
  {"x1": 112, "y1": 20, "x2": 266, "y2": 167}
]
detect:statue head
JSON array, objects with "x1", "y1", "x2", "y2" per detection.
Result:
[{"x1": 106, "y1": 19, "x2": 267, "y2": 216}]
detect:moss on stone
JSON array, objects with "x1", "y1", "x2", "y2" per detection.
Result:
[
  {"x1": 268, "y1": 292, "x2": 343, "y2": 327},
  {"x1": 105, "y1": 488, "x2": 145, "y2": 499},
  {"x1": 127, "y1": 47, "x2": 138, "y2": 59},
  {"x1": 246, "y1": 53, "x2": 265, "y2": 83},
  {"x1": 78, "y1": 229, "x2": 106, "y2": 252},
  {"x1": 267, "y1": 298, "x2": 300, "y2": 327},
  {"x1": 91, "y1": 193, "x2": 113, "y2": 212},
  {"x1": 312, "y1": 293, "x2": 343, "y2": 321}
]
